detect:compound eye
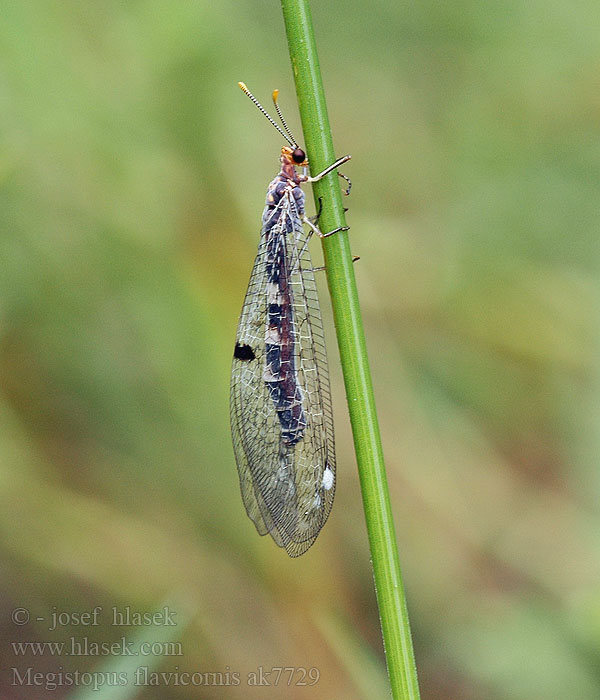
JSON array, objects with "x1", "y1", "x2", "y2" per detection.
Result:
[{"x1": 292, "y1": 148, "x2": 306, "y2": 164}]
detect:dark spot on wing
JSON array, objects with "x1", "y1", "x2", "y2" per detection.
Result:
[{"x1": 234, "y1": 343, "x2": 256, "y2": 361}]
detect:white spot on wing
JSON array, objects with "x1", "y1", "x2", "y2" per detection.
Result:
[{"x1": 322, "y1": 467, "x2": 334, "y2": 490}]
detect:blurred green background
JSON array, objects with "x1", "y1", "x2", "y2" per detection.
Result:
[{"x1": 1, "y1": 1, "x2": 598, "y2": 698}]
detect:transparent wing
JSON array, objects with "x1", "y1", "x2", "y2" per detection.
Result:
[{"x1": 230, "y1": 193, "x2": 335, "y2": 557}]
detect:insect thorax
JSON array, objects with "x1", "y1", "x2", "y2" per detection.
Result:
[{"x1": 264, "y1": 174, "x2": 305, "y2": 213}]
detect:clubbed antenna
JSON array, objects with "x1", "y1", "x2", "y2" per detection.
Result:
[
  {"x1": 238, "y1": 82, "x2": 295, "y2": 147},
  {"x1": 271, "y1": 89, "x2": 298, "y2": 147}
]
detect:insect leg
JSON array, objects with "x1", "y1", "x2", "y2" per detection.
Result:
[
  {"x1": 337, "y1": 171, "x2": 352, "y2": 196},
  {"x1": 306, "y1": 155, "x2": 352, "y2": 196},
  {"x1": 298, "y1": 215, "x2": 356, "y2": 272},
  {"x1": 307, "y1": 155, "x2": 351, "y2": 181},
  {"x1": 308, "y1": 197, "x2": 324, "y2": 227},
  {"x1": 311, "y1": 256, "x2": 360, "y2": 273},
  {"x1": 302, "y1": 215, "x2": 349, "y2": 240}
]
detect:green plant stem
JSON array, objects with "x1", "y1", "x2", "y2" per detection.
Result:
[{"x1": 280, "y1": 1, "x2": 421, "y2": 698}]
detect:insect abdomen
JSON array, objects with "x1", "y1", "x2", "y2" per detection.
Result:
[{"x1": 263, "y1": 193, "x2": 306, "y2": 445}]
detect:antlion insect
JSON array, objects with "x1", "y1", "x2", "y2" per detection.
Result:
[{"x1": 230, "y1": 81, "x2": 351, "y2": 556}]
